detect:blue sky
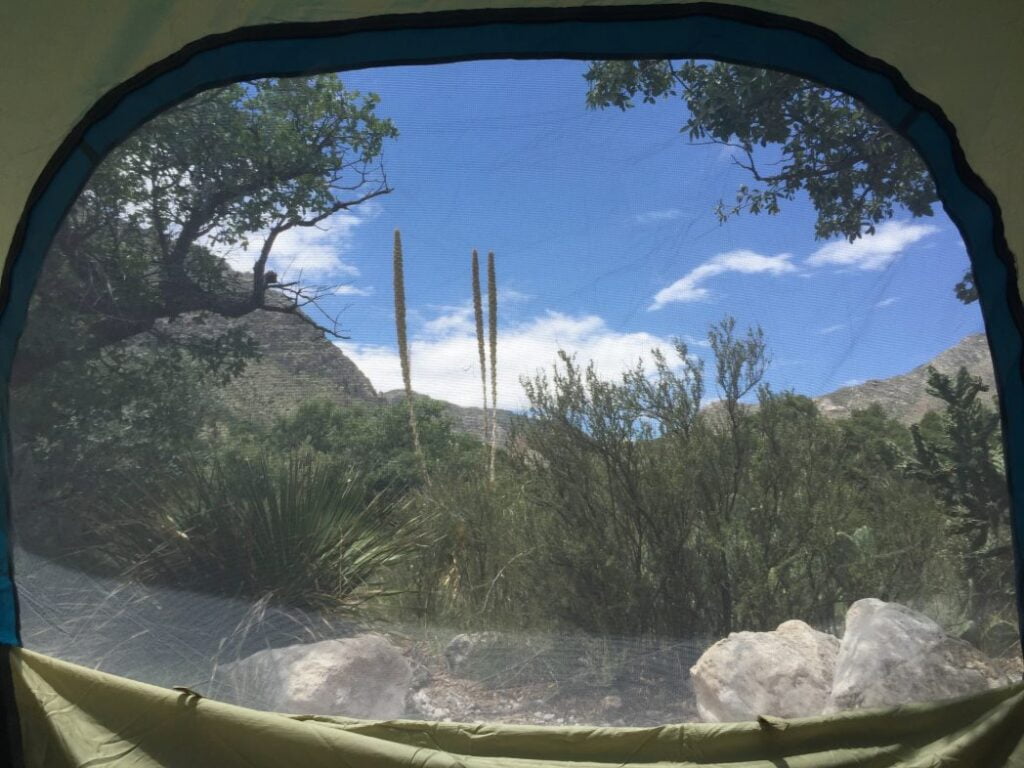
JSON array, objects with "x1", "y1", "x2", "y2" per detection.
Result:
[{"x1": 225, "y1": 59, "x2": 984, "y2": 410}]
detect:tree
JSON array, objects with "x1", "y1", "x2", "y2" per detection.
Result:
[
  {"x1": 583, "y1": 61, "x2": 975, "y2": 301},
  {"x1": 11, "y1": 76, "x2": 398, "y2": 558},
  {"x1": 909, "y1": 366, "x2": 1013, "y2": 645},
  {"x1": 17, "y1": 75, "x2": 397, "y2": 384}
]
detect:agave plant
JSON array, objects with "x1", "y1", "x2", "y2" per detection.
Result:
[{"x1": 107, "y1": 449, "x2": 427, "y2": 612}]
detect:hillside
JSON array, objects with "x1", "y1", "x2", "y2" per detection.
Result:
[
  {"x1": 146, "y1": 272, "x2": 516, "y2": 439},
  {"x1": 144, "y1": 280, "x2": 380, "y2": 423},
  {"x1": 813, "y1": 334, "x2": 996, "y2": 424},
  {"x1": 151, "y1": 272, "x2": 996, "y2": 433}
]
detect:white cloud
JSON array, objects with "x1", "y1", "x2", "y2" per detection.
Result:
[
  {"x1": 335, "y1": 284, "x2": 374, "y2": 297},
  {"x1": 649, "y1": 249, "x2": 797, "y2": 309},
  {"x1": 818, "y1": 324, "x2": 847, "y2": 335},
  {"x1": 340, "y1": 309, "x2": 684, "y2": 410},
  {"x1": 220, "y1": 205, "x2": 380, "y2": 280},
  {"x1": 635, "y1": 209, "x2": 683, "y2": 224},
  {"x1": 807, "y1": 221, "x2": 937, "y2": 271},
  {"x1": 680, "y1": 333, "x2": 712, "y2": 349},
  {"x1": 500, "y1": 288, "x2": 534, "y2": 304},
  {"x1": 875, "y1": 296, "x2": 899, "y2": 308}
]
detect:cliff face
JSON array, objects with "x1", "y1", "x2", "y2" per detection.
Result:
[
  {"x1": 146, "y1": 292, "x2": 519, "y2": 440},
  {"x1": 154, "y1": 270, "x2": 996, "y2": 434},
  {"x1": 813, "y1": 334, "x2": 996, "y2": 424},
  {"x1": 139, "y1": 272, "x2": 381, "y2": 424},
  {"x1": 207, "y1": 308, "x2": 380, "y2": 418}
]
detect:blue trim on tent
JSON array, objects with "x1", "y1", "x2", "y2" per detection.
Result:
[{"x1": 2, "y1": 5, "x2": 1022, "y2": 650}]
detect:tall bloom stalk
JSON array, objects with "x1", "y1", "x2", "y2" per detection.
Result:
[
  {"x1": 393, "y1": 230, "x2": 429, "y2": 486},
  {"x1": 472, "y1": 250, "x2": 491, "y2": 447},
  {"x1": 487, "y1": 251, "x2": 498, "y2": 483}
]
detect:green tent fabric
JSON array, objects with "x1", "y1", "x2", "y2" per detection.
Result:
[
  {"x1": 11, "y1": 648, "x2": 1024, "y2": 768},
  {"x1": 1, "y1": 1, "x2": 1022, "y2": 288},
  {"x1": 3, "y1": 3, "x2": 1024, "y2": 766}
]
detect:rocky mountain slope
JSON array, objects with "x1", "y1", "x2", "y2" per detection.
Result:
[
  {"x1": 813, "y1": 334, "x2": 996, "y2": 424},
  {"x1": 158, "y1": 271, "x2": 996, "y2": 433},
  {"x1": 150, "y1": 274, "x2": 516, "y2": 438}
]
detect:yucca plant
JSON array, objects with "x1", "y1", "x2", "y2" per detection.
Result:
[{"x1": 106, "y1": 449, "x2": 427, "y2": 612}]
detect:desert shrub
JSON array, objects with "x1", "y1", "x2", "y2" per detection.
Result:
[
  {"x1": 509, "y1": 318, "x2": 958, "y2": 639},
  {"x1": 396, "y1": 469, "x2": 546, "y2": 628},
  {"x1": 10, "y1": 339, "x2": 247, "y2": 559},
  {"x1": 909, "y1": 367, "x2": 1016, "y2": 651},
  {"x1": 259, "y1": 397, "x2": 485, "y2": 499},
  {"x1": 102, "y1": 449, "x2": 428, "y2": 611}
]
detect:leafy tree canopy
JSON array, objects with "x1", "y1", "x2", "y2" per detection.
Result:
[
  {"x1": 584, "y1": 61, "x2": 975, "y2": 302},
  {"x1": 11, "y1": 76, "x2": 399, "y2": 553},
  {"x1": 19, "y1": 75, "x2": 397, "y2": 383}
]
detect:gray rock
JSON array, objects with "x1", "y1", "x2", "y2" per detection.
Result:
[
  {"x1": 690, "y1": 619, "x2": 840, "y2": 722},
  {"x1": 828, "y1": 598, "x2": 1006, "y2": 712},
  {"x1": 600, "y1": 694, "x2": 623, "y2": 712},
  {"x1": 814, "y1": 334, "x2": 994, "y2": 424},
  {"x1": 215, "y1": 634, "x2": 412, "y2": 717}
]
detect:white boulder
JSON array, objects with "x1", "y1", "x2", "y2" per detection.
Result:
[
  {"x1": 828, "y1": 598, "x2": 1006, "y2": 712},
  {"x1": 690, "y1": 619, "x2": 840, "y2": 722},
  {"x1": 216, "y1": 634, "x2": 412, "y2": 718}
]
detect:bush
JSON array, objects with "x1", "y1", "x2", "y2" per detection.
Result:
[
  {"x1": 399, "y1": 470, "x2": 544, "y2": 627},
  {"x1": 508, "y1": 318, "x2": 956, "y2": 639},
  {"x1": 262, "y1": 397, "x2": 486, "y2": 499}
]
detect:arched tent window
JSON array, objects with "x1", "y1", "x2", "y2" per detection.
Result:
[{"x1": 3, "y1": 6, "x2": 1024, "y2": 766}]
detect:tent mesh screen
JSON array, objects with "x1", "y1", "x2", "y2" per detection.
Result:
[{"x1": 9, "y1": 59, "x2": 1020, "y2": 726}]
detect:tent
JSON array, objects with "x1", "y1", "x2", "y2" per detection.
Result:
[{"x1": 2, "y1": 1, "x2": 1024, "y2": 765}]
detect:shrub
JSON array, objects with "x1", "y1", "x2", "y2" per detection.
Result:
[
  {"x1": 264, "y1": 398, "x2": 485, "y2": 500},
  {"x1": 511, "y1": 318, "x2": 956, "y2": 639},
  {"x1": 400, "y1": 470, "x2": 543, "y2": 626}
]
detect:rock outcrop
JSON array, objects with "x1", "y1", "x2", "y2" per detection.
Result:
[
  {"x1": 149, "y1": 305, "x2": 379, "y2": 423},
  {"x1": 827, "y1": 598, "x2": 1006, "y2": 712},
  {"x1": 814, "y1": 334, "x2": 995, "y2": 424},
  {"x1": 214, "y1": 634, "x2": 412, "y2": 717},
  {"x1": 689, "y1": 619, "x2": 840, "y2": 722}
]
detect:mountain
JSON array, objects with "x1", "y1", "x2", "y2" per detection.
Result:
[
  {"x1": 155, "y1": 269, "x2": 996, "y2": 433},
  {"x1": 149, "y1": 271, "x2": 516, "y2": 440},
  {"x1": 147, "y1": 307, "x2": 380, "y2": 425},
  {"x1": 202, "y1": 308, "x2": 380, "y2": 418},
  {"x1": 813, "y1": 334, "x2": 996, "y2": 424}
]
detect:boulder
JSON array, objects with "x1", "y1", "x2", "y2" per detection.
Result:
[
  {"x1": 828, "y1": 598, "x2": 1006, "y2": 712},
  {"x1": 690, "y1": 619, "x2": 840, "y2": 722},
  {"x1": 215, "y1": 634, "x2": 412, "y2": 718}
]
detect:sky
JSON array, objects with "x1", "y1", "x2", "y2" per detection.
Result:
[{"x1": 221, "y1": 59, "x2": 984, "y2": 411}]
